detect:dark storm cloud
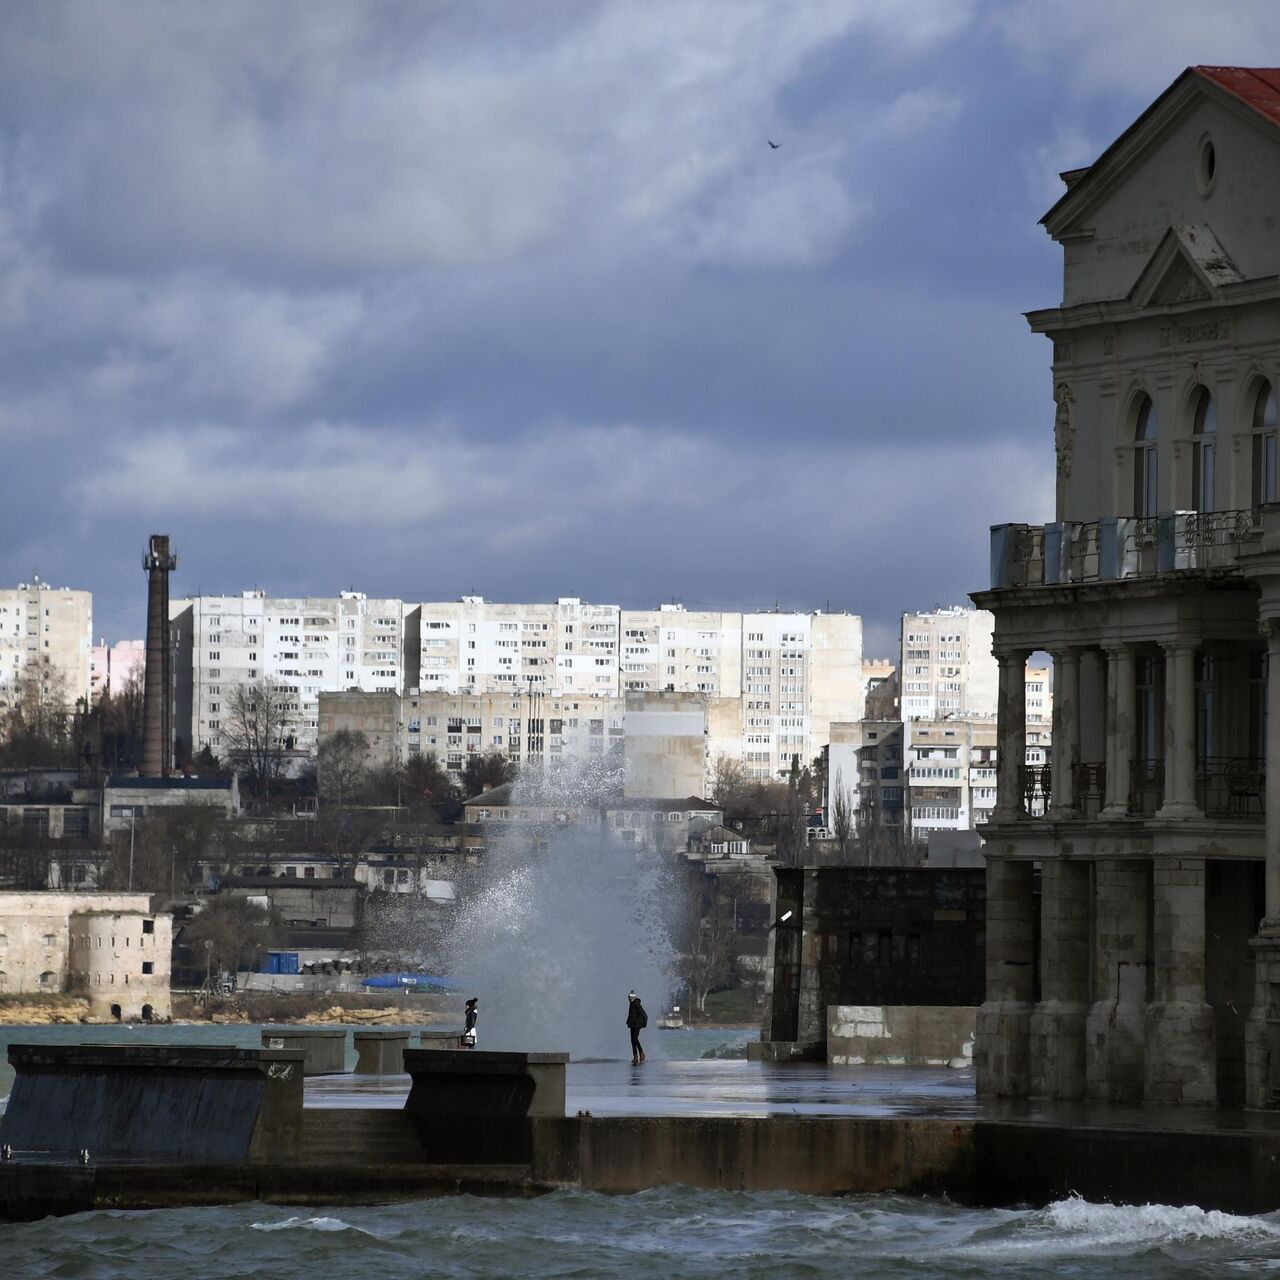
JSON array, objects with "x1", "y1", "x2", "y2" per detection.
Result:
[{"x1": 0, "y1": 1, "x2": 1271, "y2": 653}]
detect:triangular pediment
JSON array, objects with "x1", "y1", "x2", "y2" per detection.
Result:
[{"x1": 1129, "y1": 224, "x2": 1242, "y2": 308}]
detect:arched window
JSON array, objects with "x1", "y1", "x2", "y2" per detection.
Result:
[
  {"x1": 1192, "y1": 388, "x2": 1216, "y2": 512},
  {"x1": 1134, "y1": 396, "x2": 1158, "y2": 518},
  {"x1": 1254, "y1": 382, "x2": 1278, "y2": 506}
]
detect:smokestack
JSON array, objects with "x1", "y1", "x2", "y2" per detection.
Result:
[{"x1": 140, "y1": 534, "x2": 178, "y2": 777}]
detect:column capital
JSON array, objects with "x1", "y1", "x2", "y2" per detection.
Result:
[
  {"x1": 1261, "y1": 616, "x2": 1280, "y2": 648},
  {"x1": 994, "y1": 645, "x2": 1032, "y2": 665},
  {"x1": 1158, "y1": 637, "x2": 1197, "y2": 656}
]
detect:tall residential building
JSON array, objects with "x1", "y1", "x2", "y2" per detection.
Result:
[
  {"x1": 899, "y1": 606, "x2": 997, "y2": 720},
  {"x1": 977, "y1": 66, "x2": 1280, "y2": 1109},
  {"x1": 0, "y1": 581, "x2": 92, "y2": 714},
  {"x1": 89, "y1": 639, "x2": 145, "y2": 701},
  {"x1": 171, "y1": 591, "x2": 405, "y2": 758},
  {"x1": 416, "y1": 597, "x2": 620, "y2": 699},
  {"x1": 178, "y1": 591, "x2": 864, "y2": 780}
]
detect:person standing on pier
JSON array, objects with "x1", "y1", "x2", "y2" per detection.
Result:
[
  {"x1": 626, "y1": 990, "x2": 647, "y2": 1064},
  {"x1": 462, "y1": 997, "x2": 479, "y2": 1048}
]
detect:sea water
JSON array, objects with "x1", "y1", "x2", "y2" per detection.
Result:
[{"x1": 5, "y1": 1189, "x2": 1280, "y2": 1278}]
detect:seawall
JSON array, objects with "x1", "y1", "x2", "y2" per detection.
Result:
[{"x1": 7, "y1": 1043, "x2": 1280, "y2": 1220}]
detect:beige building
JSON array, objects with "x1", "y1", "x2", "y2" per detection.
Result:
[
  {"x1": 0, "y1": 892, "x2": 171, "y2": 1020},
  {"x1": 976, "y1": 65, "x2": 1280, "y2": 1108},
  {"x1": 0, "y1": 581, "x2": 92, "y2": 715}
]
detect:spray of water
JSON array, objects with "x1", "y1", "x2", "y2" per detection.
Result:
[{"x1": 443, "y1": 760, "x2": 676, "y2": 1059}]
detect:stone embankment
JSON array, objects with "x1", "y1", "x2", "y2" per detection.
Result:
[{"x1": 0, "y1": 999, "x2": 91, "y2": 1026}]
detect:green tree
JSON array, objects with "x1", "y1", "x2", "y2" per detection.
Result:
[{"x1": 461, "y1": 750, "x2": 516, "y2": 800}]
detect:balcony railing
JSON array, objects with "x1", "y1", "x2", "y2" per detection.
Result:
[
  {"x1": 990, "y1": 509, "x2": 1263, "y2": 589},
  {"x1": 1072, "y1": 761, "x2": 1106, "y2": 818},
  {"x1": 1197, "y1": 756, "x2": 1265, "y2": 819},
  {"x1": 1011, "y1": 757, "x2": 1264, "y2": 821},
  {"x1": 1017, "y1": 765, "x2": 1051, "y2": 817}
]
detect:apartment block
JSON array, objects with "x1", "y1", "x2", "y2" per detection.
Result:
[
  {"x1": 899, "y1": 606, "x2": 998, "y2": 720},
  {"x1": 171, "y1": 591, "x2": 405, "y2": 757},
  {"x1": 0, "y1": 581, "x2": 92, "y2": 714},
  {"x1": 89, "y1": 639, "x2": 145, "y2": 701}
]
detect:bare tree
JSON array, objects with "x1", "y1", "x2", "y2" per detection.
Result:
[
  {"x1": 317, "y1": 729, "x2": 370, "y2": 807},
  {"x1": 181, "y1": 895, "x2": 281, "y2": 978},
  {"x1": 0, "y1": 665, "x2": 74, "y2": 765},
  {"x1": 709, "y1": 754, "x2": 747, "y2": 809},
  {"x1": 222, "y1": 679, "x2": 296, "y2": 799},
  {"x1": 679, "y1": 897, "x2": 739, "y2": 1016},
  {"x1": 832, "y1": 768, "x2": 855, "y2": 865}
]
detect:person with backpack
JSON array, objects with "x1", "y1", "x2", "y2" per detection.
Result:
[{"x1": 626, "y1": 990, "x2": 648, "y2": 1064}]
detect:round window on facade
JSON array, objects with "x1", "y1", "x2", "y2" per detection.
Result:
[{"x1": 1196, "y1": 134, "x2": 1217, "y2": 196}]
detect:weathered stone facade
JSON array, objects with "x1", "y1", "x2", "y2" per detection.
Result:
[
  {"x1": 761, "y1": 866, "x2": 985, "y2": 1051},
  {"x1": 975, "y1": 66, "x2": 1280, "y2": 1107}
]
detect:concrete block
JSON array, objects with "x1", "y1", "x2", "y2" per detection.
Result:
[
  {"x1": 353, "y1": 1030, "x2": 411, "y2": 1075},
  {"x1": 261, "y1": 1027, "x2": 347, "y2": 1076}
]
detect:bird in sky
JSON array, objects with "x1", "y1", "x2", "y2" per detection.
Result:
[{"x1": 767, "y1": 139, "x2": 780, "y2": 149}]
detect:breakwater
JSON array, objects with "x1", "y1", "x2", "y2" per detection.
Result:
[{"x1": 5, "y1": 1040, "x2": 1280, "y2": 1220}]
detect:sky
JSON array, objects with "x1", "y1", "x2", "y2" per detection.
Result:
[{"x1": 1, "y1": 2, "x2": 1276, "y2": 659}]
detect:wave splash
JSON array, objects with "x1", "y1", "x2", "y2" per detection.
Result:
[{"x1": 950, "y1": 1195, "x2": 1280, "y2": 1262}]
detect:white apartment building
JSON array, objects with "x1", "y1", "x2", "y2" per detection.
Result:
[
  {"x1": 178, "y1": 591, "x2": 865, "y2": 782},
  {"x1": 618, "y1": 605, "x2": 743, "y2": 696},
  {"x1": 89, "y1": 638, "x2": 145, "y2": 701},
  {"x1": 416, "y1": 596, "x2": 620, "y2": 699},
  {"x1": 171, "y1": 591, "x2": 405, "y2": 757},
  {"x1": 899, "y1": 606, "x2": 998, "y2": 720},
  {"x1": 0, "y1": 581, "x2": 92, "y2": 715}
]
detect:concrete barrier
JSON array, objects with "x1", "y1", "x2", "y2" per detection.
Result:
[
  {"x1": 0, "y1": 1043, "x2": 304, "y2": 1163},
  {"x1": 261, "y1": 1027, "x2": 347, "y2": 1076},
  {"x1": 420, "y1": 1029, "x2": 467, "y2": 1051},
  {"x1": 827, "y1": 1006, "x2": 976, "y2": 1068},
  {"x1": 404, "y1": 1047, "x2": 568, "y2": 1163},
  {"x1": 353, "y1": 1029, "x2": 411, "y2": 1074}
]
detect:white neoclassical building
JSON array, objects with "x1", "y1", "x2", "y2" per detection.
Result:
[{"x1": 975, "y1": 66, "x2": 1280, "y2": 1107}]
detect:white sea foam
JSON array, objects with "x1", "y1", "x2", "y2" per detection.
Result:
[
  {"x1": 251, "y1": 1215, "x2": 362, "y2": 1233},
  {"x1": 950, "y1": 1196, "x2": 1280, "y2": 1261}
]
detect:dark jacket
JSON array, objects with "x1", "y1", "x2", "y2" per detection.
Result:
[{"x1": 626, "y1": 999, "x2": 648, "y2": 1029}]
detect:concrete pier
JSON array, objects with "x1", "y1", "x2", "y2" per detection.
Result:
[
  {"x1": 261, "y1": 1028, "x2": 347, "y2": 1076},
  {"x1": 8, "y1": 1043, "x2": 1280, "y2": 1220}
]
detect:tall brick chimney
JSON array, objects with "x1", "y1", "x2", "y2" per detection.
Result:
[{"x1": 139, "y1": 534, "x2": 177, "y2": 776}]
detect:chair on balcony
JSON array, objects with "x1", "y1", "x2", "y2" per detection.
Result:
[{"x1": 1224, "y1": 759, "x2": 1265, "y2": 819}]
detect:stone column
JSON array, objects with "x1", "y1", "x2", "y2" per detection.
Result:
[
  {"x1": 1247, "y1": 619, "x2": 1280, "y2": 1106},
  {"x1": 1156, "y1": 641, "x2": 1201, "y2": 820},
  {"x1": 993, "y1": 650, "x2": 1028, "y2": 822},
  {"x1": 1101, "y1": 645, "x2": 1136, "y2": 818},
  {"x1": 1049, "y1": 649, "x2": 1080, "y2": 818},
  {"x1": 1144, "y1": 857, "x2": 1215, "y2": 1103},
  {"x1": 1029, "y1": 858, "x2": 1090, "y2": 1099},
  {"x1": 1085, "y1": 858, "x2": 1150, "y2": 1102},
  {"x1": 975, "y1": 857, "x2": 1035, "y2": 1097}
]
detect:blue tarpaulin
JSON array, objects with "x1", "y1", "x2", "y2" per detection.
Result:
[{"x1": 360, "y1": 973, "x2": 458, "y2": 991}]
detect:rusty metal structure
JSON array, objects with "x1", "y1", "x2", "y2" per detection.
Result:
[{"x1": 139, "y1": 534, "x2": 178, "y2": 777}]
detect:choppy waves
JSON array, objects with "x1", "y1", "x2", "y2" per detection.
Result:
[{"x1": 5, "y1": 1189, "x2": 1280, "y2": 1279}]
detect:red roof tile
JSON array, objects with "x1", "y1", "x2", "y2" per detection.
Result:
[{"x1": 1195, "y1": 66, "x2": 1280, "y2": 127}]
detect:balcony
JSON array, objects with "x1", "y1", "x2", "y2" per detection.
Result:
[
  {"x1": 990, "y1": 509, "x2": 1263, "y2": 590},
  {"x1": 1020, "y1": 757, "x2": 1263, "y2": 821}
]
